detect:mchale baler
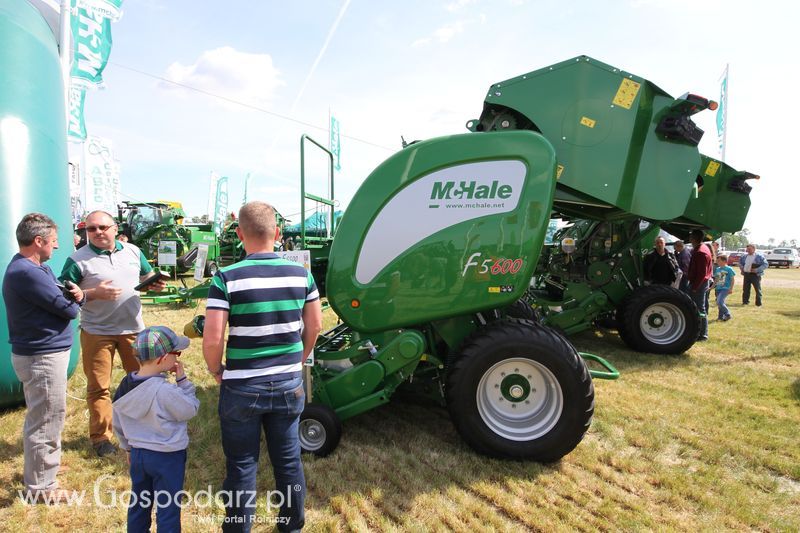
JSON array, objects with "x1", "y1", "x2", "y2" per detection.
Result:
[{"x1": 300, "y1": 57, "x2": 756, "y2": 460}]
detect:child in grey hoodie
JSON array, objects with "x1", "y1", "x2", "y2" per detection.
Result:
[{"x1": 113, "y1": 326, "x2": 199, "y2": 532}]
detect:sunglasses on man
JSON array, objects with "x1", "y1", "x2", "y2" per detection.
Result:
[{"x1": 85, "y1": 224, "x2": 117, "y2": 233}]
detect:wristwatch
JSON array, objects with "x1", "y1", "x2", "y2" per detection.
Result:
[{"x1": 207, "y1": 365, "x2": 224, "y2": 377}]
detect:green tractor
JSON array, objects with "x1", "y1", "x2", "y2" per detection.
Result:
[
  {"x1": 295, "y1": 56, "x2": 756, "y2": 460},
  {"x1": 117, "y1": 201, "x2": 220, "y2": 275}
]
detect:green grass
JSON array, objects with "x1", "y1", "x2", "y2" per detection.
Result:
[{"x1": 1, "y1": 270, "x2": 799, "y2": 531}]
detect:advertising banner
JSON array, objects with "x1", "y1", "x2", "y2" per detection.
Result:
[
  {"x1": 716, "y1": 65, "x2": 729, "y2": 162},
  {"x1": 330, "y1": 116, "x2": 341, "y2": 172},
  {"x1": 68, "y1": 161, "x2": 83, "y2": 223},
  {"x1": 67, "y1": 86, "x2": 87, "y2": 141},
  {"x1": 194, "y1": 244, "x2": 209, "y2": 282},
  {"x1": 212, "y1": 176, "x2": 229, "y2": 235},
  {"x1": 71, "y1": 4, "x2": 113, "y2": 88},
  {"x1": 77, "y1": 0, "x2": 124, "y2": 22},
  {"x1": 158, "y1": 241, "x2": 177, "y2": 267},
  {"x1": 275, "y1": 250, "x2": 312, "y2": 272},
  {"x1": 83, "y1": 136, "x2": 120, "y2": 213}
]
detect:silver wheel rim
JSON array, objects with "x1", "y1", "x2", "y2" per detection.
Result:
[
  {"x1": 299, "y1": 419, "x2": 326, "y2": 451},
  {"x1": 639, "y1": 302, "x2": 685, "y2": 345},
  {"x1": 476, "y1": 357, "x2": 563, "y2": 441}
]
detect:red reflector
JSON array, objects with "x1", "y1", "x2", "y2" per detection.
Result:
[{"x1": 708, "y1": 100, "x2": 719, "y2": 111}]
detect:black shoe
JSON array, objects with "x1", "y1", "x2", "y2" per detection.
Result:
[
  {"x1": 697, "y1": 336, "x2": 709, "y2": 342},
  {"x1": 755, "y1": 303, "x2": 762, "y2": 307},
  {"x1": 742, "y1": 302, "x2": 749, "y2": 305},
  {"x1": 93, "y1": 441, "x2": 117, "y2": 457}
]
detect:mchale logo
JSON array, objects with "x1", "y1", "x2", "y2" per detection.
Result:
[{"x1": 430, "y1": 180, "x2": 513, "y2": 201}]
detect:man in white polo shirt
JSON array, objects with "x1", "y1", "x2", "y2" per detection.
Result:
[{"x1": 60, "y1": 210, "x2": 165, "y2": 457}]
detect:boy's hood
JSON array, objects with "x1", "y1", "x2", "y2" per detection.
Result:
[{"x1": 113, "y1": 375, "x2": 164, "y2": 418}]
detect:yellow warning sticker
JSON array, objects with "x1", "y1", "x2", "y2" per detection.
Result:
[
  {"x1": 556, "y1": 164, "x2": 564, "y2": 180},
  {"x1": 705, "y1": 160, "x2": 720, "y2": 177},
  {"x1": 580, "y1": 116, "x2": 596, "y2": 128},
  {"x1": 488, "y1": 287, "x2": 501, "y2": 294},
  {"x1": 612, "y1": 78, "x2": 641, "y2": 109}
]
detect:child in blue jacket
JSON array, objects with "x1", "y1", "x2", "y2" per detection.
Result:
[{"x1": 713, "y1": 255, "x2": 736, "y2": 321}]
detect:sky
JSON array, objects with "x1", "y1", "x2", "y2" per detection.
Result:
[{"x1": 75, "y1": 0, "x2": 799, "y2": 245}]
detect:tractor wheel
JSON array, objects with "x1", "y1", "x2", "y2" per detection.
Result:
[
  {"x1": 299, "y1": 403, "x2": 342, "y2": 457},
  {"x1": 446, "y1": 319, "x2": 594, "y2": 461},
  {"x1": 505, "y1": 299, "x2": 537, "y2": 321},
  {"x1": 617, "y1": 285, "x2": 699, "y2": 354},
  {"x1": 205, "y1": 261, "x2": 219, "y2": 278}
]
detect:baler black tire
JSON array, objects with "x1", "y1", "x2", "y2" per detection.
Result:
[
  {"x1": 617, "y1": 285, "x2": 699, "y2": 355},
  {"x1": 446, "y1": 319, "x2": 594, "y2": 462},
  {"x1": 505, "y1": 299, "x2": 537, "y2": 321},
  {"x1": 299, "y1": 403, "x2": 341, "y2": 457}
]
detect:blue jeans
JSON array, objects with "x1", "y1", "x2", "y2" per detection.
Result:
[
  {"x1": 128, "y1": 448, "x2": 187, "y2": 533},
  {"x1": 689, "y1": 280, "x2": 711, "y2": 338},
  {"x1": 716, "y1": 289, "x2": 731, "y2": 319},
  {"x1": 219, "y1": 376, "x2": 306, "y2": 532}
]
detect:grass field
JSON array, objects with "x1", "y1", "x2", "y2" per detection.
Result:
[{"x1": 1, "y1": 269, "x2": 799, "y2": 531}]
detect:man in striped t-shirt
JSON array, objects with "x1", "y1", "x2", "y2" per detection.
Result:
[{"x1": 203, "y1": 201, "x2": 322, "y2": 532}]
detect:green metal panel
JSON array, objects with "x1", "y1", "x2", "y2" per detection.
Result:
[
  {"x1": 0, "y1": 0, "x2": 78, "y2": 407},
  {"x1": 326, "y1": 131, "x2": 557, "y2": 332},
  {"x1": 670, "y1": 155, "x2": 756, "y2": 234},
  {"x1": 475, "y1": 56, "x2": 707, "y2": 222}
]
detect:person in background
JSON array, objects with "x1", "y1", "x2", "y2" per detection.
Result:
[
  {"x1": 60, "y1": 210, "x2": 166, "y2": 457},
  {"x1": 687, "y1": 229, "x2": 713, "y2": 341},
  {"x1": 117, "y1": 234, "x2": 129, "y2": 243},
  {"x1": 643, "y1": 236, "x2": 679, "y2": 285},
  {"x1": 2, "y1": 213, "x2": 84, "y2": 503},
  {"x1": 673, "y1": 240, "x2": 691, "y2": 292},
  {"x1": 204, "y1": 201, "x2": 322, "y2": 532},
  {"x1": 738, "y1": 244, "x2": 767, "y2": 306},
  {"x1": 713, "y1": 254, "x2": 736, "y2": 321}
]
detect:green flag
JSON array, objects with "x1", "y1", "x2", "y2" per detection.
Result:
[
  {"x1": 77, "y1": 0, "x2": 124, "y2": 22},
  {"x1": 71, "y1": 3, "x2": 114, "y2": 87},
  {"x1": 330, "y1": 116, "x2": 341, "y2": 172},
  {"x1": 67, "y1": 86, "x2": 87, "y2": 141},
  {"x1": 213, "y1": 176, "x2": 229, "y2": 235}
]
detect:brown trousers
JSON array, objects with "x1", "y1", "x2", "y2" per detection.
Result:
[{"x1": 80, "y1": 331, "x2": 139, "y2": 444}]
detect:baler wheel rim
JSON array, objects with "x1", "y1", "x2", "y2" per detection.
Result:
[{"x1": 299, "y1": 402, "x2": 342, "y2": 457}]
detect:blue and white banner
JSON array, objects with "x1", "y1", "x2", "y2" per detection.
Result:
[
  {"x1": 716, "y1": 65, "x2": 729, "y2": 162},
  {"x1": 330, "y1": 116, "x2": 341, "y2": 172},
  {"x1": 243, "y1": 172, "x2": 251, "y2": 205},
  {"x1": 207, "y1": 171, "x2": 220, "y2": 217},
  {"x1": 213, "y1": 176, "x2": 230, "y2": 235}
]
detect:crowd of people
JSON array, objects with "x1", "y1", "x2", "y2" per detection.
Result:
[
  {"x1": 642, "y1": 231, "x2": 768, "y2": 340},
  {"x1": 2, "y1": 203, "x2": 322, "y2": 532},
  {"x1": 4, "y1": 210, "x2": 773, "y2": 531}
]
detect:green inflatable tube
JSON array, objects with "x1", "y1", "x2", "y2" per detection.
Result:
[{"x1": 0, "y1": 0, "x2": 80, "y2": 407}]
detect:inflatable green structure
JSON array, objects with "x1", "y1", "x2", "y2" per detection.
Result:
[{"x1": 0, "y1": 0, "x2": 80, "y2": 407}]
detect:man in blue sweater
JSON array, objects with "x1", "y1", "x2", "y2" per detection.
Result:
[{"x1": 2, "y1": 213, "x2": 84, "y2": 503}]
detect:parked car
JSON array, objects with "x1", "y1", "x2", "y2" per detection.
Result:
[
  {"x1": 727, "y1": 250, "x2": 744, "y2": 267},
  {"x1": 765, "y1": 248, "x2": 800, "y2": 268}
]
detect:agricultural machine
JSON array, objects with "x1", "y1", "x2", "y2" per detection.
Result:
[
  {"x1": 292, "y1": 56, "x2": 757, "y2": 460},
  {"x1": 116, "y1": 201, "x2": 220, "y2": 275}
]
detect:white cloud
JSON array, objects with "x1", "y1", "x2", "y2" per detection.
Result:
[
  {"x1": 160, "y1": 46, "x2": 284, "y2": 109},
  {"x1": 413, "y1": 20, "x2": 466, "y2": 47}
]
